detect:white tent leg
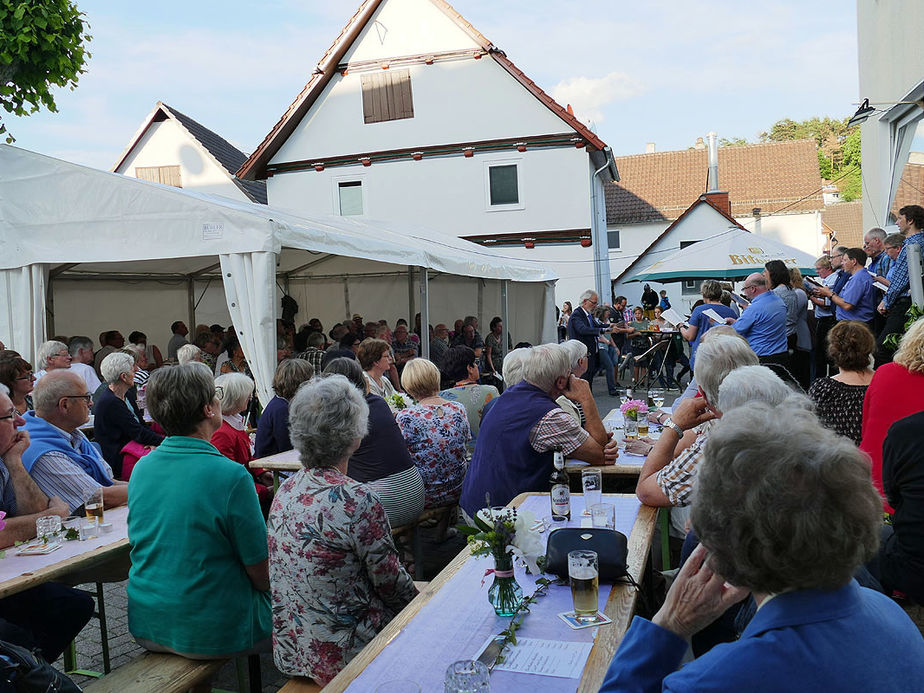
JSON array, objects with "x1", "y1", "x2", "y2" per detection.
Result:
[
  {"x1": 0, "y1": 264, "x2": 47, "y2": 357},
  {"x1": 407, "y1": 266, "x2": 415, "y2": 324},
  {"x1": 501, "y1": 279, "x2": 509, "y2": 359},
  {"x1": 419, "y1": 268, "x2": 430, "y2": 359}
]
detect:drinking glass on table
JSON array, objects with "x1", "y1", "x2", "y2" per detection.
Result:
[
  {"x1": 568, "y1": 550, "x2": 599, "y2": 622},
  {"x1": 590, "y1": 503, "x2": 616, "y2": 530},
  {"x1": 638, "y1": 416, "x2": 649, "y2": 437},
  {"x1": 650, "y1": 388, "x2": 666, "y2": 410},
  {"x1": 84, "y1": 487, "x2": 104, "y2": 525},
  {"x1": 581, "y1": 468, "x2": 603, "y2": 515},
  {"x1": 624, "y1": 416, "x2": 639, "y2": 440},
  {"x1": 35, "y1": 515, "x2": 62, "y2": 544},
  {"x1": 444, "y1": 660, "x2": 489, "y2": 693}
]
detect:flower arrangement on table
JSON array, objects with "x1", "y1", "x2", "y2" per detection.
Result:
[
  {"x1": 620, "y1": 399, "x2": 649, "y2": 421},
  {"x1": 458, "y1": 505, "x2": 545, "y2": 616}
]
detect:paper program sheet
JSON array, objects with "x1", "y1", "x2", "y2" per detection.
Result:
[
  {"x1": 660, "y1": 307, "x2": 687, "y2": 327},
  {"x1": 490, "y1": 637, "x2": 593, "y2": 679},
  {"x1": 702, "y1": 308, "x2": 727, "y2": 324}
]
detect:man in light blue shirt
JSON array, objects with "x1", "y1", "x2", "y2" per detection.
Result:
[
  {"x1": 726, "y1": 273, "x2": 788, "y2": 366},
  {"x1": 817, "y1": 248, "x2": 876, "y2": 325}
]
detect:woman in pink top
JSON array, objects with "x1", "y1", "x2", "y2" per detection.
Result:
[{"x1": 859, "y1": 318, "x2": 924, "y2": 513}]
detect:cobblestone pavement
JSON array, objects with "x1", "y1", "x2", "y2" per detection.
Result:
[{"x1": 62, "y1": 374, "x2": 675, "y2": 691}]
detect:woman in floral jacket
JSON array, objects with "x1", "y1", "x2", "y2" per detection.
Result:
[{"x1": 267, "y1": 374, "x2": 417, "y2": 686}]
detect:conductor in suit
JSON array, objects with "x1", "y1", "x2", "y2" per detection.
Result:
[{"x1": 567, "y1": 289, "x2": 615, "y2": 388}]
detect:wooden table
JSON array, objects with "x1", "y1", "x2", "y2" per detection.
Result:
[
  {"x1": 249, "y1": 449, "x2": 301, "y2": 491},
  {"x1": 0, "y1": 506, "x2": 130, "y2": 599},
  {"x1": 323, "y1": 493, "x2": 657, "y2": 692}
]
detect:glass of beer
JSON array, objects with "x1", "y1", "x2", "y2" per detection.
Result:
[
  {"x1": 84, "y1": 487, "x2": 104, "y2": 525},
  {"x1": 581, "y1": 468, "x2": 603, "y2": 515},
  {"x1": 568, "y1": 550, "x2": 599, "y2": 622},
  {"x1": 638, "y1": 417, "x2": 649, "y2": 437},
  {"x1": 624, "y1": 416, "x2": 639, "y2": 440}
]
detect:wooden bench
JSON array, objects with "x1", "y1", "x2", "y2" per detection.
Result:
[
  {"x1": 81, "y1": 652, "x2": 227, "y2": 693},
  {"x1": 278, "y1": 677, "x2": 322, "y2": 692},
  {"x1": 391, "y1": 505, "x2": 456, "y2": 580}
]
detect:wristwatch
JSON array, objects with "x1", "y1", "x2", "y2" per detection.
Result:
[{"x1": 662, "y1": 418, "x2": 684, "y2": 437}]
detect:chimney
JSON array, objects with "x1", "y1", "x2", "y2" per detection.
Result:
[
  {"x1": 703, "y1": 191, "x2": 731, "y2": 217},
  {"x1": 645, "y1": 142, "x2": 656, "y2": 154},
  {"x1": 706, "y1": 131, "x2": 719, "y2": 192},
  {"x1": 694, "y1": 137, "x2": 705, "y2": 149}
]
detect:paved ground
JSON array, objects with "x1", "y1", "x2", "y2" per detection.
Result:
[{"x1": 64, "y1": 371, "x2": 685, "y2": 691}]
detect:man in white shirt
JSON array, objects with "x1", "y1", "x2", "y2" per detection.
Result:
[{"x1": 67, "y1": 336, "x2": 102, "y2": 395}]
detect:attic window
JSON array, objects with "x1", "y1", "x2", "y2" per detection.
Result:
[
  {"x1": 135, "y1": 165, "x2": 182, "y2": 188},
  {"x1": 361, "y1": 69, "x2": 414, "y2": 124},
  {"x1": 488, "y1": 164, "x2": 519, "y2": 205}
]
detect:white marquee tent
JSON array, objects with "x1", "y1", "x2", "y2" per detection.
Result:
[{"x1": 0, "y1": 146, "x2": 557, "y2": 404}]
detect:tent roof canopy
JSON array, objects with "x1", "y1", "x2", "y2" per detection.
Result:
[
  {"x1": 626, "y1": 227, "x2": 819, "y2": 283},
  {"x1": 0, "y1": 145, "x2": 556, "y2": 284}
]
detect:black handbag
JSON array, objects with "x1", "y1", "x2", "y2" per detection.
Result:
[
  {"x1": 544, "y1": 527, "x2": 629, "y2": 583},
  {"x1": 0, "y1": 639, "x2": 81, "y2": 693}
]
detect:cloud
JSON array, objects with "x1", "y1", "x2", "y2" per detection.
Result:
[{"x1": 551, "y1": 72, "x2": 644, "y2": 125}]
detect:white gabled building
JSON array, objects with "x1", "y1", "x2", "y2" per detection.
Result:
[
  {"x1": 237, "y1": 0, "x2": 617, "y2": 308},
  {"x1": 113, "y1": 102, "x2": 267, "y2": 205}
]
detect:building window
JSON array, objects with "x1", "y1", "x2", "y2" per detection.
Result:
[
  {"x1": 338, "y1": 181, "x2": 363, "y2": 216},
  {"x1": 489, "y1": 164, "x2": 519, "y2": 205},
  {"x1": 607, "y1": 229, "x2": 621, "y2": 249},
  {"x1": 679, "y1": 241, "x2": 700, "y2": 294},
  {"x1": 361, "y1": 69, "x2": 414, "y2": 124},
  {"x1": 135, "y1": 165, "x2": 181, "y2": 187}
]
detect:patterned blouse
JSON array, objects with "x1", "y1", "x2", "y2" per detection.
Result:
[
  {"x1": 395, "y1": 402, "x2": 471, "y2": 508},
  {"x1": 808, "y1": 377, "x2": 867, "y2": 445},
  {"x1": 439, "y1": 384, "x2": 499, "y2": 441},
  {"x1": 267, "y1": 467, "x2": 417, "y2": 685}
]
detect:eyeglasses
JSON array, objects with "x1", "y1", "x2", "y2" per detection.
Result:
[
  {"x1": 0, "y1": 407, "x2": 17, "y2": 422},
  {"x1": 54, "y1": 351, "x2": 70, "y2": 358},
  {"x1": 214, "y1": 386, "x2": 224, "y2": 400},
  {"x1": 15, "y1": 371, "x2": 34, "y2": 381},
  {"x1": 830, "y1": 253, "x2": 843, "y2": 259},
  {"x1": 60, "y1": 394, "x2": 92, "y2": 403}
]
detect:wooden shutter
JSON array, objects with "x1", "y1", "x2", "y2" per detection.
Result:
[
  {"x1": 361, "y1": 69, "x2": 414, "y2": 124},
  {"x1": 135, "y1": 165, "x2": 182, "y2": 188}
]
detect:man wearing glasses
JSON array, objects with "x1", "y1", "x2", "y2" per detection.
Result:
[
  {"x1": 0, "y1": 384, "x2": 94, "y2": 663},
  {"x1": 725, "y1": 273, "x2": 789, "y2": 367},
  {"x1": 567, "y1": 289, "x2": 620, "y2": 387},
  {"x1": 20, "y1": 371, "x2": 128, "y2": 513},
  {"x1": 829, "y1": 245, "x2": 851, "y2": 296}
]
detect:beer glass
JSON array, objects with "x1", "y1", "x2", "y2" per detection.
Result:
[
  {"x1": 84, "y1": 487, "x2": 104, "y2": 525},
  {"x1": 581, "y1": 468, "x2": 603, "y2": 515},
  {"x1": 624, "y1": 416, "x2": 639, "y2": 440},
  {"x1": 590, "y1": 503, "x2": 616, "y2": 530},
  {"x1": 650, "y1": 388, "x2": 666, "y2": 410},
  {"x1": 568, "y1": 550, "x2": 599, "y2": 621},
  {"x1": 444, "y1": 660, "x2": 489, "y2": 692},
  {"x1": 638, "y1": 417, "x2": 649, "y2": 437}
]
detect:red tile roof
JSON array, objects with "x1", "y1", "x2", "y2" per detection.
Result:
[
  {"x1": 892, "y1": 162, "x2": 924, "y2": 218},
  {"x1": 821, "y1": 201, "x2": 863, "y2": 249},
  {"x1": 237, "y1": 0, "x2": 605, "y2": 181},
  {"x1": 606, "y1": 140, "x2": 824, "y2": 225}
]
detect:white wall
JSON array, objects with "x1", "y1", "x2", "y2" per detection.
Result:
[
  {"x1": 858, "y1": 0, "x2": 924, "y2": 229},
  {"x1": 51, "y1": 279, "x2": 231, "y2": 354},
  {"x1": 268, "y1": 147, "x2": 591, "y2": 238},
  {"x1": 116, "y1": 120, "x2": 250, "y2": 203},
  {"x1": 273, "y1": 59, "x2": 576, "y2": 163}
]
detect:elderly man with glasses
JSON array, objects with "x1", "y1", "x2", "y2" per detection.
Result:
[
  {"x1": 724, "y1": 273, "x2": 789, "y2": 367},
  {"x1": 567, "y1": 289, "x2": 620, "y2": 387},
  {"x1": 21, "y1": 370, "x2": 128, "y2": 513}
]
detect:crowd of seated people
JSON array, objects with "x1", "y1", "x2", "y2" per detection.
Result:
[{"x1": 5, "y1": 287, "x2": 924, "y2": 689}]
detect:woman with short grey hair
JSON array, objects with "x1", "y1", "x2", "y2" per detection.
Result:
[
  {"x1": 94, "y1": 351, "x2": 162, "y2": 478},
  {"x1": 211, "y1": 372, "x2": 272, "y2": 512},
  {"x1": 267, "y1": 374, "x2": 417, "y2": 686},
  {"x1": 33, "y1": 340, "x2": 71, "y2": 382},
  {"x1": 126, "y1": 364, "x2": 271, "y2": 660},
  {"x1": 600, "y1": 404, "x2": 924, "y2": 690}
]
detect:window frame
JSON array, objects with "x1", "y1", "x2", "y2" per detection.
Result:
[
  {"x1": 331, "y1": 175, "x2": 366, "y2": 217},
  {"x1": 483, "y1": 158, "x2": 525, "y2": 212}
]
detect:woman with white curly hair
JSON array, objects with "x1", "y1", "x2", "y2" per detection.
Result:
[{"x1": 267, "y1": 374, "x2": 417, "y2": 686}]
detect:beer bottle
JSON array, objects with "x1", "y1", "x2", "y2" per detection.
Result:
[{"x1": 549, "y1": 448, "x2": 570, "y2": 521}]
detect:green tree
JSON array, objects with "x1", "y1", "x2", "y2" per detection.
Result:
[
  {"x1": 719, "y1": 136, "x2": 749, "y2": 147},
  {"x1": 761, "y1": 115, "x2": 861, "y2": 200},
  {"x1": 0, "y1": 0, "x2": 91, "y2": 142}
]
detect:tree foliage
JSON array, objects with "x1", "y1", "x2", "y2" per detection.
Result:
[
  {"x1": 0, "y1": 0, "x2": 91, "y2": 142},
  {"x1": 719, "y1": 136, "x2": 748, "y2": 147},
  {"x1": 760, "y1": 116, "x2": 862, "y2": 201}
]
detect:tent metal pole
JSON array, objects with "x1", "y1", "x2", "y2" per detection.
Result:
[
  {"x1": 419, "y1": 268, "x2": 430, "y2": 360},
  {"x1": 407, "y1": 266, "x2": 415, "y2": 323},
  {"x1": 501, "y1": 280, "x2": 509, "y2": 371},
  {"x1": 186, "y1": 278, "x2": 196, "y2": 333},
  {"x1": 343, "y1": 277, "x2": 351, "y2": 322},
  {"x1": 477, "y1": 280, "x2": 484, "y2": 332},
  {"x1": 45, "y1": 275, "x2": 55, "y2": 338}
]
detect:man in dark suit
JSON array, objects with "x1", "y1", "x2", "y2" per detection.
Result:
[{"x1": 567, "y1": 289, "x2": 615, "y2": 389}]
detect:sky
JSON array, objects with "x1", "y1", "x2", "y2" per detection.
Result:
[{"x1": 6, "y1": 0, "x2": 860, "y2": 171}]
